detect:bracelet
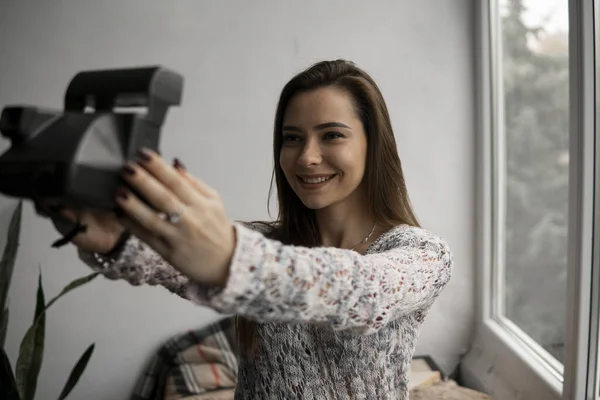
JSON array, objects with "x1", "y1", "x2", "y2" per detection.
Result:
[
  {"x1": 93, "y1": 252, "x2": 116, "y2": 268},
  {"x1": 92, "y1": 230, "x2": 131, "y2": 268}
]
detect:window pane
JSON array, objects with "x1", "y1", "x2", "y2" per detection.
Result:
[{"x1": 499, "y1": 0, "x2": 569, "y2": 363}]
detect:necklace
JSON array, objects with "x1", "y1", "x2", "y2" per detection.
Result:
[{"x1": 350, "y1": 223, "x2": 377, "y2": 251}]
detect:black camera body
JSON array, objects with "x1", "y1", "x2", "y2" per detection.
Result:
[{"x1": 0, "y1": 66, "x2": 184, "y2": 212}]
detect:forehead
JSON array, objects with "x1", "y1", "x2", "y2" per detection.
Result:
[{"x1": 283, "y1": 87, "x2": 358, "y2": 125}]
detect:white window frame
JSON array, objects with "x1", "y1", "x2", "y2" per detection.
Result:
[
  {"x1": 562, "y1": 1, "x2": 598, "y2": 399},
  {"x1": 461, "y1": 0, "x2": 599, "y2": 399}
]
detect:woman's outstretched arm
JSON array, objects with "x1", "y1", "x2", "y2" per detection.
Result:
[{"x1": 186, "y1": 222, "x2": 452, "y2": 334}]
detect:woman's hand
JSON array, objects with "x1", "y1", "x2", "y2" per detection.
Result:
[
  {"x1": 114, "y1": 148, "x2": 236, "y2": 287},
  {"x1": 36, "y1": 203, "x2": 127, "y2": 254}
]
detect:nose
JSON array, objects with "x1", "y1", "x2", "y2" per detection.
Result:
[{"x1": 297, "y1": 138, "x2": 322, "y2": 167}]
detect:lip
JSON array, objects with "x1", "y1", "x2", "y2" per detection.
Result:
[
  {"x1": 296, "y1": 174, "x2": 337, "y2": 190},
  {"x1": 298, "y1": 174, "x2": 336, "y2": 179}
]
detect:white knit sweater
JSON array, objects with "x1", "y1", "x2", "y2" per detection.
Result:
[{"x1": 78, "y1": 222, "x2": 453, "y2": 399}]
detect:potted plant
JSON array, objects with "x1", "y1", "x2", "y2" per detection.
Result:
[{"x1": 0, "y1": 201, "x2": 99, "y2": 400}]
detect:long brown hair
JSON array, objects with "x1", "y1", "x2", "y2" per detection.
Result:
[{"x1": 236, "y1": 59, "x2": 420, "y2": 358}]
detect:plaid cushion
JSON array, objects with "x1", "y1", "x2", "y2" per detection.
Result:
[{"x1": 131, "y1": 317, "x2": 238, "y2": 400}]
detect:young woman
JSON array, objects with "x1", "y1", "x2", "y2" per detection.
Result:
[{"x1": 44, "y1": 59, "x2": 452, "y2": 399}]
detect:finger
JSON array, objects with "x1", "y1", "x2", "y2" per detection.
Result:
[
  {"x1": 172, "y1": 158, "x2": 218, "y2": 198},
  {"x1": 59, "y1": 208, "x2": 78, "y2": 221},
  {"x1": 134, "y1": 148, "x2": 202, "y2": 203},
  {"x1": 121, "y1": 162, "x2": 189, "y2": 217},
  {"x1": 117, "y1": 216, "x2": 171, "y2": 256},
  {"x1": 115, "y1": 187, "x2": 180, "y2": 240},
  {"x1": 117, "y1": 215, "x2": 171, "y2": 252},
  {"x1": 47, "y1": 208, "x2": 83, "y2": 237}
]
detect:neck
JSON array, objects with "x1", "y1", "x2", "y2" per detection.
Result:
[{"x1": 315, "y1": 194, "x2": 375, "y2": 249}]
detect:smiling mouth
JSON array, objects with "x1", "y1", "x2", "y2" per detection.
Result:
[{"x1": 297, "y1": 174, "x2": 336, "y2": 184}]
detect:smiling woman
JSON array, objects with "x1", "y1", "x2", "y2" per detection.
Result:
[
  {"x1": 279, "y1": 87, "x2": 368, "y2": 222},
  {"x1": 37, "y1": 59, "x2": 453, "y2": 400}
]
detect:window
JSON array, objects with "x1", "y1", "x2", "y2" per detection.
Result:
[
  {"x1": 494, "y1": 0, "x2": 570, "y2": 366},
  {"x1": 463, "y1": 0, "x2": 599, "y2": 399}
]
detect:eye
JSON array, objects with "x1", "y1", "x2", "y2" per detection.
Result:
[
  {"x1": 323, "y1": 132, "x2": 345, "y2": 140},
  {"x1": 282, "y1": 133, "x2": 301, "y2": 143}
]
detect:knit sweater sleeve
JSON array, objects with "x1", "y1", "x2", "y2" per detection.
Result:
[
  {"x1": 187, "y1": 222, "x2": 453, "y2": 334},
  {"x1": 77, "y1": 233, "x2": 191, "y2": 298},
  {"x1": 76, "y1": 221, "x2": 275, "y2": 299}
]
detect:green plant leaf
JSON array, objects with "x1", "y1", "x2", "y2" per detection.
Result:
[
  {"x1": 1, "y1": 307, "x2": 10, "y2": 351},
  {"x1": 0, "y1": 201, "x2": 22, "y2": 349},
  {"x1": 57, "y1": 343, "x2": 95, "y2": 400},
  {"x1": 45, "y1": 272, "x2": 100, "y2": 311},
  {"x1": 19, "y1": 271, "x2": 100, "y2": 346},
  {"x1": 15, "y1": 270, "x2": 46, "y2": 400},
  {"x1": 13, "y1": 271, "x2": 99, "y2": 400},
  {"x1": 0, "y1": 347, "x2": 20, "y2": 400}
]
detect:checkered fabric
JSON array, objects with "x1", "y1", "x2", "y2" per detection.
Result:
[{"x1": 131, "y1": 317, "x2": 238, "y2": 400}]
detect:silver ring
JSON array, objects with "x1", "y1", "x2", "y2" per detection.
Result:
[{"x1": 165, "y1": 205, "x2": 185, "y2": 224}]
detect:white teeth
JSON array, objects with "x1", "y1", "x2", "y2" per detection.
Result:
[{"x1": 301, "y1": 175, "x2": 334, "y2": 184}]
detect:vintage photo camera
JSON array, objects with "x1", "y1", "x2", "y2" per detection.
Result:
[{"x1": 0, "y1": 65, "x2": 184, "y2": 246}]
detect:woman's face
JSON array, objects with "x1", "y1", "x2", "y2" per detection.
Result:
[{"x1": 279, "y1": 86, "x2": 368, "y2": 211}]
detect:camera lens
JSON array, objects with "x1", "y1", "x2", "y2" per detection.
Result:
[
  {"x1": 0, "y1": 107, "x2": 22, "y2": 128},
  {"x1": 0, "y1": 107, "x2": 25, "y2": 140}
]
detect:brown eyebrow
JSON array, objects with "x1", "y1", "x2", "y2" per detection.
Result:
[{"x1": 282, "y1": 122, "x2": 352, "y2": 132}]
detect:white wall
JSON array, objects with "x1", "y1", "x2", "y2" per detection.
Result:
[{"x1": 0, "y1": 1, "x2": 475, "y2": 398}]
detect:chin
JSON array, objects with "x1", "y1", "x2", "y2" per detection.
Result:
[
  {"x1": 298, "y1": 194, "x2": 345, "y2": 211},
  {"x1": 300, "y1": 199, "x2": 331, "y2": 210}
]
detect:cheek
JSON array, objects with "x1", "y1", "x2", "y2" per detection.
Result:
[
  {"x1": 332, "y1": 147, "x2": 366, "y2": 176},
  {"x1": 279, "y1": 150, "x2": 294, "y2": 175}
]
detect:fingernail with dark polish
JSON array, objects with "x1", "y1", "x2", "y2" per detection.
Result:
[
  {"x1": 122, "y1": 164, "x2": 136, "y2": 175},
  {"x1": 173, "y1": 158, "x2": 186, "y2": 170},
  {"x1": 137, "y1": 148, "x2": 152, "y2": 162},
  {"x1": 116, "y1": 188, "x2": 129, "y2": 200}
]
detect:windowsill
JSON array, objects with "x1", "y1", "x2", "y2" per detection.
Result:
[{"x1": 460, "y1": 319, "x2": 563, "y2": 400}]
